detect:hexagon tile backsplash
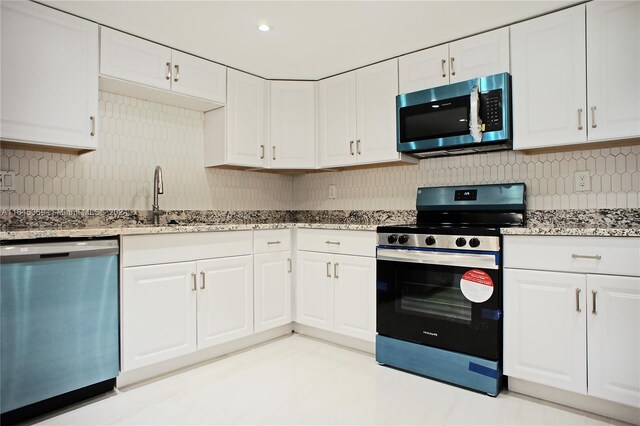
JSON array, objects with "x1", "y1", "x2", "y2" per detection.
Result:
[{"x1": 0, "y1": 91, "x2": 638, "y2": 211}]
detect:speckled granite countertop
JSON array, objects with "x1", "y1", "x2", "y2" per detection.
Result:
[
  {"x1": 0, "y1": 222, "x2": 382, "y2": 240},
  {"x1": 1, "y1": 208, "x2": 638, "y2": 241},
  {"x1": 501, "y1": 209, "x2": 640, "y2": 237}
]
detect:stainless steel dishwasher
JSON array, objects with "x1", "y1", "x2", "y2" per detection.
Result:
[{"x1": 0, "y1": 239, "x2": 119, "y2": 423}]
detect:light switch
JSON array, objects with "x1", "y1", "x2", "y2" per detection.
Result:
[
  {"x1": 0, "y1": 171, "x2": 16, "y2": 191},
  {"x1": 328, "y1": 184, "x2": 337, "y2": 199}
]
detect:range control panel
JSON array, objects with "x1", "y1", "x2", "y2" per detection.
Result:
[{"x1": 377, "y1": 233, "x2": 500, "y2": 252}]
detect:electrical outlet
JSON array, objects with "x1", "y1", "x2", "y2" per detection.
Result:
[
  {"x1": 328, "y1": 184, "x2": 337, "y2": 199},
  {"x1": 0, "y1": 171, "x2": 16, "y2": 191},
  {"x1": 575, "y1": 171, "x2": 591, "y2": 192}
]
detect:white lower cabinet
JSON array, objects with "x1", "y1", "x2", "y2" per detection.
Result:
[
  {"x1": 254, "y1": 251, "x2": 292, "y2": 332},
  {"x1": 296, "y1": 245, "x2": 376, "y2": 343},
  {"x1": 333, "y1": 255, "x2": 376, "y2": 342},
  {"x1": 587, "y1": 274, "x2": 640, "y2": 407},
  {"x1": 197, "y1": 256, "x2": 254, "y2": 349},
  {"x1": 504, "y1": 236, "x2": 640, "y2": 407},
  {"x1": 503, "y1": 269, "x2": 587, "y2": 394},
  {"x1": 122, "y1": 253, "x2": 254, "y2": 372},
  {"x1": 122, "y1": 261, "x2": 198, "y2": 371}
]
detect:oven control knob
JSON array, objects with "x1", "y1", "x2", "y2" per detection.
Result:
[
  {"x1": 398, "y1": 235, "x2": 409, "y2": 245},
  {"x1": 455, "y1": 237, "x2": 467, "y2": 247},
  {"x1": 469, "y1": 238, "x2": 480, "y2": 248},
  {"x1": 425, "y1": 236, "x2": 436, "y2": 246},
  {"x1": 387, "y1": 234, "x2": 398, "y2": 244}
]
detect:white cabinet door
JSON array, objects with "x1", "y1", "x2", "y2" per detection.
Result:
[
  {"x1": 254, "y1": 251, "x2": 292, "y2": 332},
  {"x1": 333, "y1": 255, "x2": 376, "y2": 342},
  {"x1": 296, "y1": 251, "x2": 334, "y2": 330},
  {"x1": 355, "y1": 59, "x2": 400, "y2": 164},
  {"x1": 121, "y1": 262, "x2": 197, "y2": 371},
  {"x1": 196, "y1": 256, "x2": 254, "y2": 349},
  {"x1": 449, "y1": 28, "x2": 510, "y2": 83},
  {"x1": 587, "y1": 274, "x2": 640, "y2": 407},
  {"x1": 270, "y1": 81, "x2": 316, "y2": 169},
  {"x1": 398, "y1": 44, "x2": 449, "y2": 94},
  {"x1": 511, "y1": 5, "x2": 587, "y2": 150},
  {"x1": 318, "y1": 72, "x2": 357, "y2": 168},
  {"x1": 587, "y1": 1, "x2": 640, "y2": 141},
  {"x1": 100, "y1": 27, "x2": 171, "y2": 91},
  {"x1": 1, "y1": 1, "x2": 98, "y2": 150},
  {"x1": 171, "y1": 51, "x2": 226, "y2": 104},
  {"x1": 503, "y1": 268, "x2": 587, "y2": 394},
  {"x1": 225, "y1": 69, "x2": 269, "y2": 168}
]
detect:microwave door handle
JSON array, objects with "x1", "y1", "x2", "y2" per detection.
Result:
[
  {"x1": 377, "y1": 248, "x2": 499, "y2": 270},
  {"x1": 469, "y1": 83, "x2": 482, "y2": 143}
]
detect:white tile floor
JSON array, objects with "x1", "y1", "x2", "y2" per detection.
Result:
[{"x1": 36, "y1": 334, "x2": 626, "y2": 425}]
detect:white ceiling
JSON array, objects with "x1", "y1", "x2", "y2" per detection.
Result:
[{"x1": 42, "y1": 0, "x2": 581, "y2": 80}]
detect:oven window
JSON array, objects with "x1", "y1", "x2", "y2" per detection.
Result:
[{"x1": 397, "y1": 271, "x2": 471, "y2": 324}]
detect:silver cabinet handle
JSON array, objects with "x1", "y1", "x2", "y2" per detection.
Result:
[
  {"x1": 260, "y1": 145, "x2": 265, "y2": 159},
  {"x1": 440, "y1": 59, "x2": 446, "y2": 78},
  {"x1": 450, "y1": 57, "x2": 456, "y2": 76},
  {"x1": 576, "y1": 288, "x2": 582, "y2": 312},
  {"x1": 572, "y1": 254, "x2": 601, "y2": 260},
  {"x1": 350, "y1": 141, "x2": 355, "y2": 156},
  {"x1": 174, "y1": 64, "x2": 180, "y2": 82},
  {"x1": 90, "y1": 116, "x2": 96, "y2": 136},
  {"x1": 191, "y1": 272, "x2": 197, "y2": 291},
  {"x1": 325, "y1": 241, "x2": 340, "y2": 245},
  {"x1": 165, "y1": 62, "x2": 172, "y2": 80},
  {"x1": 578, "y1": 108, "x2": 583, "y2": 130},
  {"x1": 592, "y1": 290, "x2": 597, "y2": 314},
  {"x1": 591, "y1": 106, "x2": 597, "y2": 128},
  {"x1": 267, "y1": 241, "x2": 281, "y2": 245},
  {"x1": 334, "y1": 263, "x2": 339, "y2": 279},
  {"x1": 326, "y1": 262, "x2": 332, "y2": 278},
  {"x1": 356, "y1": 139, "x2": 361, "y2": 155},
  {"x1": 272, "y1": 146, "x2": 276, "y2": 161},
  {"x1": 200, "y1": 271, "x2": 206, "y2": 290},
  {"x1": 287, "y1": 258, "x2": 292, "y2": 273}
]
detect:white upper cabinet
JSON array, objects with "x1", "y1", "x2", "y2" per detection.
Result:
[
  {"x1": 586, "y1": 1, "x2": 640, "y2": 141},
  {"x1": 318, "y1": 59, "x2": 417, "y2": 169},
  {"x1": 399, "y1": 28, "x2": 509, "y2": 94},
  {"x1": 399, "y1": 44, "x2": 450, "y2": 94},
  {"x1": 512, "y1": 2, "x2": 640, "y2": 150},
  {"x1": 270, "y1": 81, "x2": 316, "y2": 169},
  {"x1": 511, "y1": 6, "x2": 588, "y2": 150},
  {"x1": 171, "y1": 50, "x2": 226, "y2": 104},
  {"x1": 355, "y1": 60, "x2": 403, "y2": 165},
  {"x1": 100, "y1": 28, "x2": 226, "y2": 111},
  {"x1": 205, "y1": 69, "x2": 269, "y2": 168},
  {"x1": 100, "y1": 27, "x2": 172, "y2": 91},
  {"x1": 318, "y1": 72, "x2": 358, "y2": 167},
  {"x1": 0, "y1": 1, "x2": 98, "y2": 151},
  {"x1": 448, "y1": 28, "x2": 510, "y2": 83}
]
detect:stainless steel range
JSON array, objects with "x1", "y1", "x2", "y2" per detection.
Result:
[{"x1": 375, "y1": 183, "x2": 526, "y2": 396}]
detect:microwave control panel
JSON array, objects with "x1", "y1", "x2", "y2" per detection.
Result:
[{"x1": 479, "y1": 89, "x2": 503, "y2": 132}]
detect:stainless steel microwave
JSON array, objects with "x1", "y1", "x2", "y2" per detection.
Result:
[{"x1": 396, "y1": 72, "x2": 512, "y2": 158}]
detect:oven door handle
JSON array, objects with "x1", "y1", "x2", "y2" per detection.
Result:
[{"x1": 376, "y1": 248, "x2": 499, "y2": 270}]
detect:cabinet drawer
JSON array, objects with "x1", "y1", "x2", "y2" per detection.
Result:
[
  {"x1": 254, "y1": 229, "x2": 291, "y2": 254},
  {"x1": 297, "y1": 229, "x2": 376, "y2": 257},
  {"x1": 122, "y1": 231, "x2": 252, "y2": 267},
  {"x1": 504, "y1": 236, "x2": 640, "y2": 277}
]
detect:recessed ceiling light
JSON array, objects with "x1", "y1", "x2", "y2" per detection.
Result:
[{"x1": 258, "y1": 24, "x2": 270, "y2": 32}]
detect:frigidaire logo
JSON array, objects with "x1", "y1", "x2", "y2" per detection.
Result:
[{"x1": 422, "y1": 331, "x2": 438, "y2": 337}]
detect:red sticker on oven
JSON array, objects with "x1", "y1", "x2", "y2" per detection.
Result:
[{"x1": 460, "y1": 269, "x2": 494, "y2": 303}]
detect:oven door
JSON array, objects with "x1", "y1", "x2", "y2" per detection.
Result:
[{"x1": 376, "y1": 247, "x2": 501, "y2": 361}]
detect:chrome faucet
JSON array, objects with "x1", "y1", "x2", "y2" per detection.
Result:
[{"x1": 152, "y1": 165, "x2": 164, "y2": 225}]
